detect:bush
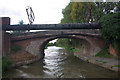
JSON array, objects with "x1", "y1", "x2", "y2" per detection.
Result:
[
  {"x1": 11, "y1": 45, "x2": 21, "y2": 52},
  {"x1": 68, "y1": 47, "x2": 78, "y2": 52},
  {"x1": 111, "y1": 65, "x2": 120, "y2": 68},
  {"x1": 45, "y1": 42, "x2": 57, "y2": 49},
  {"x1": 2, "y1": 57, "x2": 12, "y2": 73},
  {"x1": 99, "y1": 12, "x2": 120, "y2": 42}
]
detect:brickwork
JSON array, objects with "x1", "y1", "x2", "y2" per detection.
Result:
[
  {"x1": 0, "y1": 17, "x2": 11, "y2": 57},
  {"x1": 109, "y1": 43, "x2": 117, "y2": 57},
  {"x1": 11, "y1": 34, "x2": 106, "y2": 59}
]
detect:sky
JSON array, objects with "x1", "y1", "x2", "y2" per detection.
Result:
[{"x1": 0, "y1": 0, "x2": 70, "y2": 24}]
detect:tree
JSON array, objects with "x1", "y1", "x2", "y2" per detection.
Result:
[
  {"x1": 61, "y1": 2, "x2": 94, "y2": 23},
  {"x1": 19, "y1": 20, "x2": 24, "y2": 25},
  {"x1": 99, "y1": 12, "x2": 120, "y2": 42},
  {"x1": 60, "y1": 1, "x2": 120, "y2": 56},
  {"x1": 12, "y1": 20, "x2": 26, "y2": 33},
  {"x1": 70, "y1": 2, "x2": 86, "y2": 23},
  {"x1": 61, "y1": 3, "x2": 73, "y2": 23},
  {"x1": 61, "y1": 2, "x2": 120, "y2": 23},
  {"x1": 92, "y1": 2, "x2": 120, "y2": 22},
  {"x1": 99, "y1": 12, "x2": 120, "y2": 56}
]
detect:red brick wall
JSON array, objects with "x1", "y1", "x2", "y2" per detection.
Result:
[
  {"x1": 12, "y1": 38, "x2": 45, "y2": 50},
  {"x1": 109, "y1": 43, "x2": 117, "y2": 57}
]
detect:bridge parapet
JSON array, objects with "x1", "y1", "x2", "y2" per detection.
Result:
[
  {"x1": 11, "y1": 31, "x2": 102, "y2": 42},
  {"x1": 11, "y1": 29, "x2": 100, "y2": 36},
  {"x1": 11, "y1": 30, "x2": 101, "y2": 38}
]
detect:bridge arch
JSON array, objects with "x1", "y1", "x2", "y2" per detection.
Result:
[
  {"x1": 12, "y1": 34, "x2": 106, "y2": 60},
  {"x1": 39, "y1": 35, "x2": 95, "y2": 59}
]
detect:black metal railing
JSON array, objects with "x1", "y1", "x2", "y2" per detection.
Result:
[{"x1": 2, "y1": 23, "x2": 101, "y2": 31}]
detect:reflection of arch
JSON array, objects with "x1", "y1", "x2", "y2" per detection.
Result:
[{"x1": 39, "y1": 35, "x2": 92, "y2": 58}]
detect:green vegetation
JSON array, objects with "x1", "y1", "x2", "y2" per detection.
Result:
[
  {"x1": 96, "y1": 60, "x2": 107, "y2": 64},
  {"x1": 69, "y1": 47, "x2": 78, "y2": 52},
  {"x1": 61, "y1": 3, "x2": 73, "y2": 23},
  {"x1": 60, "y1": 2, "x2": 120, "y2": 56},
  {"x1": 11, "y1": 45, "x2": 21, "y2": 52},
  {"x1": 111, "y1": 65, "x2": 120, "y2": 68},
  {"x1": 86, "y1": 59, "x2": 89, "y2": 63},
  {"x1": 45, "y1": 40, "x2": 79, "y2": 52},
  {"x1": 56, "y1": 38, "x2": 81, "y2": 52},
  {"x1": 61, "y1": 2, "x2": 94, "y2": 23},
  {"x1": 2, "y1": 57, "x2": 12, "y2": 73},
  {"x1": 46, "y1": 42, "x2": 57, "y2": 46},
  {"x1": 61, "y1": 2, "x2": 120, "y2": 23},
  {"x1": 57, "y1": 45, "x2": 78, "y2": 52},
  {"x1": 99, "y1": 12, "x2": 120, "y2": 42},
  {"x1": 12, "y1": 20, "x2": 26, "y2": 33},
  {"x1": 45, "y1": 42, "x2": 57, "y2": 49},
  {"x1": 99, "y1": 12, "x2": 120, "y2": 56},
  {"x1": 95, "y1": 47, "x2": 113, "y2": 58}
]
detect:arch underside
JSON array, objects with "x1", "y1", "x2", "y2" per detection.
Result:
[{"x1": 38, "y1": 35, "x2": 102, "y2": 59}]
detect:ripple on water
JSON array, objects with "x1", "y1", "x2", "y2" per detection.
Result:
[
  {"x1": 3, "y1": 46, "x2": 119, "y2": 78},
  {"x1": 21, "y1": 65, "x2": 29, "y2": 69}
]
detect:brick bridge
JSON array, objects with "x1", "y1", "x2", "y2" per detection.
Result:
[
  {"x1": 1, "y1": 17, "x2": 106, "y2": 59},
  {"x1": 10, "y1": 30, "x2": 105, "y2": 59}
]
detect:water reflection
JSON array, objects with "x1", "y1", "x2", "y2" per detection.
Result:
[{"x1": 3, "y1": 46, "x2": 118, "y2": 78}]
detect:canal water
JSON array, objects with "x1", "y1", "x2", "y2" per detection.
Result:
[{"x1": 3, "y1": 46, "x2": 118, "y2": 78}]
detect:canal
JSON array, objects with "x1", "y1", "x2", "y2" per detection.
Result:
[{"x1": 3, "y1": 46, "x2": 118, "y2": 78}]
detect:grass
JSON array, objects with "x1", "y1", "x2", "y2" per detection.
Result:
[
  {"x1": 68, "y1": 47, "x2": 78, "y2": 52},
  {"x1": 2, "y1": 57, "x2": 12, "y2": 73},
  {"x1": 95, "y1": 47, "x2": 113, "y2": 58},
  {"x1": 96, "y1": 60, "x2": 107, "y2": 64},
  {"x1": 111, "y1": 65, "x2": 120, "y2": 68},
  {"x1": 11, "y1": 45, "x2": 21, "y2": 52},
  {"x1": 95, "y1": 40, "x2": 119, "y2": 58},
  {"x1": 56, "y1": 45, "x2": 78, "y2": 52},
  {"x1": 86, "y1": 59, "x2": 89, "y2": 63}
]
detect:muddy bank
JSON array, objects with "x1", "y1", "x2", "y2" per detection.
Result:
[{"x1": 9, "y1": 50, "x2": 39, "y2": 67}]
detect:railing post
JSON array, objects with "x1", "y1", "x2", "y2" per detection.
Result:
[{"x1": 0, "y1": 17, "x2": 11, "y2": 57}]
